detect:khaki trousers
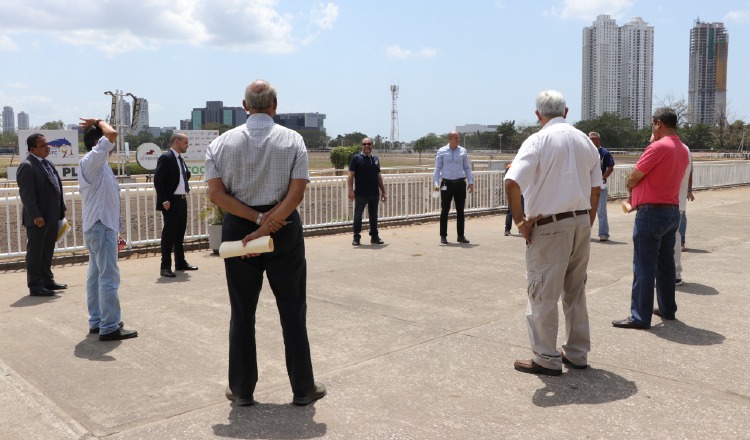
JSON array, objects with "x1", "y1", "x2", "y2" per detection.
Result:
[{"x1": 525, "y1": 214, "x2": 591, "y2": 369}]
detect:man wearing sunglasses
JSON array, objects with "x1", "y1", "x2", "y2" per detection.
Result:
[{"x1": 348, "y1": 137, "x2": 387, "y2": 246}]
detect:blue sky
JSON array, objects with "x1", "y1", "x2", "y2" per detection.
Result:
[{"x1": 1, "y1": 0, "x2": 748, "y2": 142}]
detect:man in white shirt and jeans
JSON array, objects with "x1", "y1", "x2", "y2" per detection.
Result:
[{"x1": 78, "y1": 117, "x2": 138, "y2": 341}]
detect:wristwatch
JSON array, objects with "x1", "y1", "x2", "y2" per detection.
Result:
[{"x1": 256, "y1": 212, "x2": 263, "y2": 225}]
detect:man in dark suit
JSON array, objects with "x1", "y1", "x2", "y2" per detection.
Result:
[
  {"x1": 154, "y1": 133, "x2": 197, "y2": 277},
  {"x1": 17, "y1": 133, "x2": 67, "y2": 296}
]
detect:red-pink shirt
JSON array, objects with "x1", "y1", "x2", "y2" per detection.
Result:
[{"x1": 631, "y1": 135, "x2": 689, "y2": 207}]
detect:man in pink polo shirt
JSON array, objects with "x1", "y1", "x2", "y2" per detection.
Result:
[{"x1": 613, "y1": 108, "x2": 689, "y2": 329}]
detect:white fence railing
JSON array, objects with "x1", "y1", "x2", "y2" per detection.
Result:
[{"x1": 2, "y1": 161, "x2": 749, "y2": 259}]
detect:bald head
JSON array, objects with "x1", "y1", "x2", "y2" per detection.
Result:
[
  {"x1": 243, "y1": 80, "x2": 277, "y2": 115},
  {"x1": 448, "y1": 131, "x2": 460, "y2": 149}
]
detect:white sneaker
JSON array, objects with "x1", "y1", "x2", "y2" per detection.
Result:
[{"x1": 675, "y1": 279, "x2": 684, "y2": 286}]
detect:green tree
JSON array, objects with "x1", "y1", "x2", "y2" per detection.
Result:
[
  {"x1": 413, "y1": 133, "x2": 442, "y2": 164},
  {"x1": 40, "y1": 120, "x2": 65, "y2": 130},
  {"x1": 329, "y1": 145, "x2": 361, "y2": 169},
  {"x1": 331, "y1": 132, "x2": 369, "y2": 148},
  {"x1": 494, "y1": 121, "x2": 519, "y2": 150},
  {"x1": 295, "y1": 129, "x2": 329, "y2": 149},
  {"x1": 574, "y1": 113, "x2": 638, "y2": 148},
  {"x1": 202, "y1": 122, "x2": 233, "y2": 135},
  {"x1": 679, "y1": 124, "x2": 715, "y2": 150}
]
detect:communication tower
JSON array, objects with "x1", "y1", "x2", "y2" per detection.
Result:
[{"x1": 390, "y1": 84, "x2": 399, "y2": 147}]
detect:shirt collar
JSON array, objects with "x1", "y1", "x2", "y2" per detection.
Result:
[
  {"x1": 542, "y1": 116, "x2": 566, "y2": 129},
  {"x1": 170, "y1": 148, "x2": 181, "y2": 158},
  {"x1": 246, "y1": 113, "x2": 275, "y2": 128}
]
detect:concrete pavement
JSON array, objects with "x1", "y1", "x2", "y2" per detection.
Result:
[{"x1": 1, "y1": 186, "x2": 749, "y2": 439}]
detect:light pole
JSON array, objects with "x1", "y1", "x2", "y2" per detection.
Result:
[{"x1": 104, "y1": 90, "x2": 138, "y2": 178}]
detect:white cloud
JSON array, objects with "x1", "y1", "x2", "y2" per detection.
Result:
[
  {"x1": 0, "y1": 35, "x2": 18, "y2": 51},
  {"x1": 0, "y1": 0, "x2": 337, "y2": 55},
  {"x1": 545, "y1": 0, "x2": 634, "y2": 20},
  {"x1": 386, "y1": 45, "x2": 437, "y2": 60},
  {"x1": 312, "y1": 3, "x2": 339, "y2": 29},
  {"x1": 724, "y1": 9, "x2": 750, "y2": 24}
]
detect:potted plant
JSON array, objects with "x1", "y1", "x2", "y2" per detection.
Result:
[{"x1": 201, "y1": 201, "x2": 225, "y2": 254}]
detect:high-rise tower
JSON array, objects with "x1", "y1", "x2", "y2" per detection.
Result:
[
  {"x1": 688, "y1": 20, "x2": 728, "y2": 126},
  {"x1": 2, "y1": 106, "x2": 15, "y2": 133},
  {"x1": 582, "y1": 15, "x2": 654, "y2": 129}
]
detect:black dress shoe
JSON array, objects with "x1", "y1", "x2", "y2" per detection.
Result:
[
  {"x1": 352, "y1": 239, "x2": 360, "y2": 246},
  {"x1": 612, "y1": 316, "x2": 650, "y2": 329},
  {"x1": 160, "y1": 268, "x2": 176, "y2": 278},
  {"x1": 89, "y1": 321, "x2": 124, "y2": 334},
  {"x1": 513, "y1": 359, "x2": 562, "y2": 376},
  {"x1": 99, "y1": 327, "x2": 138, "y2": 341},
  {"x1": 175, "y1": 263, "x2": 198, "y2": 271},
  {"x1": 561, "y1": 353, "x2": 589, "y2": 369},
  {"x1": 653, "y1": 308, "x2": 676, "y2": 320},
  {"x1": 440, "y1": 236, "x2": 448, "y2": 244},
  {"x1": 45, "y1": 282, "x2": 68, "y2": 290},
  {"x1": 292, "y1": 382, "x2": 327, "y2": 405},
  {"x1": 370, "y1": 237, "x2": 384, "y2": 244},
  {"x1": 457, "y1": 236, "x2": 470, "y2": 244},
  {"x1": 30, "y1": 288, "x2": 57, "y2": 297},
  {"x1": 225, "y1": 387, "x2": 256, "y2": 406}
]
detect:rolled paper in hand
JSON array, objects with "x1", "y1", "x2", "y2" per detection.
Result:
[
  {"x1": 56, "y1": 218, "x2": 71, "y2": 243},
  {"x1": 219, "y1": 237, "x2": 274, "y2": 258},
  {"x1": 621, "y1": 200, "x2": 634, "y2": 213}
]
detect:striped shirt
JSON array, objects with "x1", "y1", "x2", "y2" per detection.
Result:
[
  {"x1": 79, "y1": 137, "x2": 121, "y2": 233},
  {"x1": 205, "y1": 113, "x2": 309, "y2": 206}
]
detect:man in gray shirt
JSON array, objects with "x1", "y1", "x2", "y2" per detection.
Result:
[
  {"x1": 78, "y1": 117, "x2": 137, "y2": 341},
  {"x1": 206, "y1": 79, "x2": 325, "y2": 406}
]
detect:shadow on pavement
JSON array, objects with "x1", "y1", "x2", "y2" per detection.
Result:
[
  {"x1": 73, "y1": 336, "x2": 122, "y2": 361},
  {"x1": 591, "y1": 239, "x2": 628, "y2": 245},
  {"x1": 677, "y1": 282, "x2": 719, "y2": 296},
  {"x1": 212, "y1": 403, "x2": 326, "y2": 439},
  {"x1": 682, "y1": 248, "x2": 710, "y2": 254},
  {"x1": 650, "y1": 320, "x2": 725, "y2": 346},
  {"x1": 10, "y1": 294, "x2": 61, "y2": 307},
  {"x1": 532, "y1": 367, "x2": 637, "y2": 407}
]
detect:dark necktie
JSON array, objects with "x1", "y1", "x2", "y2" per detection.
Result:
[
  {"x1": 41, "y1": 159, "x2": 60, "y2": 192},
  {"x1": 178, "y1": 155, "x2": 190, "y2": 193}
]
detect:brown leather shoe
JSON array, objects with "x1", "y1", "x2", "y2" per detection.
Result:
[{"x1": 513, "y1": 359, "x2": 561, "y2": 376}]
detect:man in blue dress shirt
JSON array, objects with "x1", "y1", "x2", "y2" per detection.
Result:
[{"x1": 433, "y1": 131, "x2": 474, "y2": 244}]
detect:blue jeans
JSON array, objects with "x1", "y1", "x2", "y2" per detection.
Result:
[
  {"x1": 679, "y1": 211, "x2": 687, "y2": 245},
  {"x1": 597, "y1": 185, "x2": 609, "y2": 237},
  {"x1": 353, "y1": 194, "x2": 380, "y2": 240},
  {"x1": 84, "y1": 222, "x2": 122, "y2": 334},
  {"x1": 630, "y1": 207, "x2": 680, "y2": 325}
]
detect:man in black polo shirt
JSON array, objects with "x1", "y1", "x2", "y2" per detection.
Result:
[{"x1": 347, "y1": 137, "x2": 387, "y2": 245}]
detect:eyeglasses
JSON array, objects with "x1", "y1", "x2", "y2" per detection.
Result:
[{"x1": 362, "y1": 142, "x2": 373, "y2": 146}]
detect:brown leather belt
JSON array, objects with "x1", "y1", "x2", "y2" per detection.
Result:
[
  {"x1": 536, "y1": 209, "x2": 589, "y2": 226},
  {"x1": 636, "y1": 203, "x2": 678, "y2": 210}
]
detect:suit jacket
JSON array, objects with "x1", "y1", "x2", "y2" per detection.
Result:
[
  {"x1": 154, "y1": 149, "x2": 190, "y2": 211},
  {"x1": 16, "y1": 154, "x2": 66, "y2": 227}
]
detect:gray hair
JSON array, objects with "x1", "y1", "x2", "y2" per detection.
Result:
[
  {"x1": 245, "y1": 80, "x2": 277, "y2": 110},
  {"x1": 536, "y1": 90, "x2": 566, "y2": 119},
  {"x1": 588, "y1": 132, "x2": 600, "y2": 138}
]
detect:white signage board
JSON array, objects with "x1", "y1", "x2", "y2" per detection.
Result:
[
  {"x1": 11, "y1": 130, "x2": 81, "y2": 180},
  {"x1": 18, "y1": 130, "x2": 80, "y2": 165},
  {"x1": 135, "y1": 143, "x2": 162, "y2": 171},
  {"x1": 181, "y1": 130, "x2": 218, "y2": 175}
]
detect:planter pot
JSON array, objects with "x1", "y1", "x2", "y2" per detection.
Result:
[{"x1": 208, "y1": 224, "x2": 222, "y2": 254}]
